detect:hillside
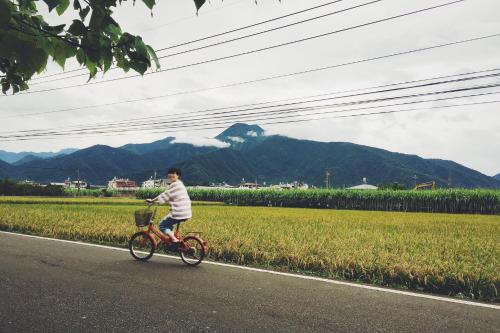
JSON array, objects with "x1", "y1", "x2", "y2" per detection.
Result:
[
  {"x1": 2, "y1": 123, "x2": 499, "y2": 188},
  {"x1": 178, "y1": 135, "x2": 500, "y2": 188},
  {"x1": 0, "y1": 160, "x2": 14, "y2": 179},
  {"x1": 120, "y1": 137, "x2": 175, "y2": 155},
  {"x1": 0, "y1": 148, "x2": 78, "y2": 164},
  {"x1": 14, "y1": 145, "x2": 145, "y2": 184},
  {"x1": 494, "y1": 174, "x2": 500, "y2": 180},
  {"x1": 12, "y1": 154, "x2": 44, "y2": 166}
]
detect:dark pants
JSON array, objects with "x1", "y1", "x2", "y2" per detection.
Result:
[{"x1": 159, "y1": 217, "x2": 186, "y2": 233}]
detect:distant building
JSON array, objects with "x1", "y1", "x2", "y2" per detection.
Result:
[
  {"x1": 347, "y1": 177, "x2": 378, "y2": 190},
  {"x1": 271, "y1": 181, "x2": 309, "y2": 190},
  {"x1": 239, "y1": 178, "x2": 258, "y2": 189},
  {"x1": 20, "y1": 179, "x2": 41, "y2": 186},
  {"x1": 141, "y1": 177, "x2": 168, "y2": 188},
  {"x1": 108, "y1": 177, "x2": 137, "y2": 191},
  {"x1": 51, "y1": 178, "x2": 87, "y2": 189},
  {"x1": 210, "y1": 182, "x2": 235, "y2": 188}
]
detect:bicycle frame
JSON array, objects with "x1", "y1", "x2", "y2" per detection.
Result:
[
  {"x1": 141, "y1": 206, "x2": 181, "y2": 248},
  {"x1": 140, "y1": 203, "x2": 209, "y2": 254}
]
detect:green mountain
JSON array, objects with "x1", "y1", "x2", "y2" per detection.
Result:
[
  {"x1": 0, "y1": 148, "x2": 78, "y2": 164},
  {"x1": 2, "y1": 123, "x2": 499, "y2": 188},
  {"x1": 120, "y1": 137, "x2": 175, "y2": 155},
  {"x1": 12, "y1": 154, "x2": 44, "y2": 166},
  {"x1": 14, "y1": 145, "x2": 144, "y2": 184},
  {"x1": 0, "y1": 159, "x2": 14, "y2": 179},
  {"x1": 178, "y1": 134, "x2": 500, "y2": 188}
]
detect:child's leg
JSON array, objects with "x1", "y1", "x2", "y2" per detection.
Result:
[{"x1": 159, "y1": 217, "x2": 180, "y2": 242}]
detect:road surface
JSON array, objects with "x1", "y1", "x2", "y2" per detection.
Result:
[{"x1": 0, "y1": 232, "x2": 498, "y2": 333}]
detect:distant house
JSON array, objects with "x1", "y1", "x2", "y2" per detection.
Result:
[
  {"x1": 108, "y1": 177, "x2": 137, "y2": 191},
  {"x1": 347, "y1": 178, "x2": 378, "y2": 190},
  {"x1": 271, "y1": 181, "x2": 309, "y2": 190},
  {"x1": 239, "y1": 179, "x2": 258, "y2": 189},
  {"x1": 141, "y1": 177, "x2": 167, "y2": 188},
  {"x1": 52, "y1": 178, "x2": 87, "y2": 189}
]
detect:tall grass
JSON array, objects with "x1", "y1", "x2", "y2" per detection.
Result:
[{"x1": 136, "y1": 188, "x2": 500, "y2": 214}]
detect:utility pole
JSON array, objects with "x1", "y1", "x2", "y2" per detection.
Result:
[
  {"x1": 448, "y1": 170, "x2": 452, "y2": 188},
  {"x1": 325, "y1": 168, "x2": 331, "y2": 189},
  {"x1": 413, "y1": 175, "x2": 417, "y2": 189}
]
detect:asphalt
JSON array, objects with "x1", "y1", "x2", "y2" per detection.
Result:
[{"x1": 0, "y1": 232, "x2": 498, "y2": 333}]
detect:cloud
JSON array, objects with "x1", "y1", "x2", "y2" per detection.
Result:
[
  {"x1": 172, "y1": 136, "x2": 229, "y2": 148},
  {"x1": 247, "y1": 130, "x2": 258, "y2": 137},
  {"x1": 227, "y1": 136, "x2": 245, "y2": 143}
]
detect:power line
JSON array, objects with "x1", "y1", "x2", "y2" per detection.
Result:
[
  {"x1": 6, "y1": 0, "x2": 466, "y2": 95},
  {"x1": 5, "y1": 71, "x2": 499, "y2": 135},
  {"x1": 29, "y1": 0, "x2": 348, "y2": 83},
  {"x1": 3, "y1": 84, "x2": 499, "y2": 140},
  {"x1": 6, "y1": 53, "x2": 500, "y2": 121},
  {"x1": 156, "y1": 0, "x2": 346, "y2": 52},
  {"x1": 4, "y1": 96, "x2": 500, "y2": 142},
  {"x1": 158, "y1": 0, "x2": 382, "y2": 59},
  {"x1": 31, "y1": 0, "x2": 380, "y2": 85},
  {"x1": 28, "y1": 0, "x2": 382, "y2": 86}
]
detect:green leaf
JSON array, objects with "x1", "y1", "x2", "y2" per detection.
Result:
[
  {"x1": 193, "y1": 0, "x2": 205, "y2": 11},
  {"x1": 146, "y1": 44, "x2": 160, "y2": 69},
  {"x1": 56, "y1": 0, "x2": 70, "y2": 15},
  {"x1": 134, "y1": 36, "x2": 148, "y2": 59},
  {"x1": 128, "y1": 60, "x2": 147, "y2": 75},
  {"x1": 42, "y1": 0, "x2": 60, "y2": 12},
  {"x1": 85, "y1": 58, "x2": 97, "y2": 80},
  {"x1": 76, "y1": 48, "x2": 86, "y2": 64},
  {"x1": 53, "y1": 43, "x2": 67, "y2": 68},
  {"x1": 2, "y1": 81, "x2": 10, "y2": 94},
  {"x1": 67, "y1": 19, "x2": 86, "y2": 35},
  {"x1": 79, "y1": 6, "x2": 90, "y2": 21},
  {"x1": 102, "y1": 48, "x2": 113, "y2": 72},
  {"x1": 142, "y1": 0, "x2": 155, "y2": 10},
  {"x1": 44, "y1": 24, "x2": 66, "y2": 34},
  {"x1": 0, "y1": 0, "x2": 12, "y2": 31}
]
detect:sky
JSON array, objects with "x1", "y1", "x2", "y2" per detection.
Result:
[{"x1": 1, "y1": 0, "x2": 500, "y2": 176}]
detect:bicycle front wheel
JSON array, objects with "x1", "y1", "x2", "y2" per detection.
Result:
[
  {"x1": 180, "y1": 236, "x2": 206, "y2": 266},
  {"x1": 129, "y1": 232, "x2": 155, "y2": 261}
]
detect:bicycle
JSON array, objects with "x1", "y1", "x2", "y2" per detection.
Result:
[{"x1": 128, "y1": 203, "x2": 208, "y2": 266}]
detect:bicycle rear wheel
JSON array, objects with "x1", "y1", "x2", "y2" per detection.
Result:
[
  {"x1": 180, "y1": 236, "x2": 206, "y2": 266},
  {"x1": 129, "y1": 232, "x2": 155, "y2": 261}
]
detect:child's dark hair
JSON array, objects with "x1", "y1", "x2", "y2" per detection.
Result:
[{"x1": 167, "y1": 167, "x2": 182, "y2": 177}]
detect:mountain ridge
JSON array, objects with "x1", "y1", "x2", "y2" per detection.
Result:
[
  {"x1": 0, "y1": 148, "x2": 78, "y2": 164},
  {"x1": 1, "y1": 124, "x2": 499, "y2": 188}
]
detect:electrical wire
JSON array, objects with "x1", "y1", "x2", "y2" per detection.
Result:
[
  {"x1": 7, "y1": 0, "x2": 466, "y2": 94},
  {"x1": 3, "y1": 83, "x2": 498, "y2": 140},
  {"x1": 4, "y1": 71, "x2": 499, "y2": 135}
]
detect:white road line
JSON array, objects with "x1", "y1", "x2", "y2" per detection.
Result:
[{"x1": 1, "y1": 230, "x2": 499, "y2": 310}]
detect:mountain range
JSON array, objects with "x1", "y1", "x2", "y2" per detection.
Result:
[
  {"x1": 0, "y1": 148, "x2": 78, "y2": 164},
  {"x1": 1, "y1": 123, "x2": 499, "y2": 189}
]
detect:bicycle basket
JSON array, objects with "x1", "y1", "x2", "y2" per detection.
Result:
[{"x1": 134, "y1": 209, "x2": 153, "y2": 227}]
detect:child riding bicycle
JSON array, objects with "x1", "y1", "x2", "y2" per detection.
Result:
[{"x1": 146, "y1": 167, "x2": 191, "y2": 246}]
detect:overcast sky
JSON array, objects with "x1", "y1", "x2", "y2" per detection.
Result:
[{"x1": 1, "y1": 0, "x2": 499, "y2": 175}]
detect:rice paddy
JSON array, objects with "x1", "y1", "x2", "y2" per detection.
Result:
[{"x1": 0, "y1": 196, "x2": 498, "y2": 301}]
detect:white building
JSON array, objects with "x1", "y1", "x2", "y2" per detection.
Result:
[
  {"x1": 108, "y1": 177, "x2": 137, "y2": 191},
  {"x1": 347, "y1": 178, "x2": 378, "y2": 190}
]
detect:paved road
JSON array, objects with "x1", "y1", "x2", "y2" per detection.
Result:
[{"x1": 0, "y1": 232, "x2": 498, "y2": 333}]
